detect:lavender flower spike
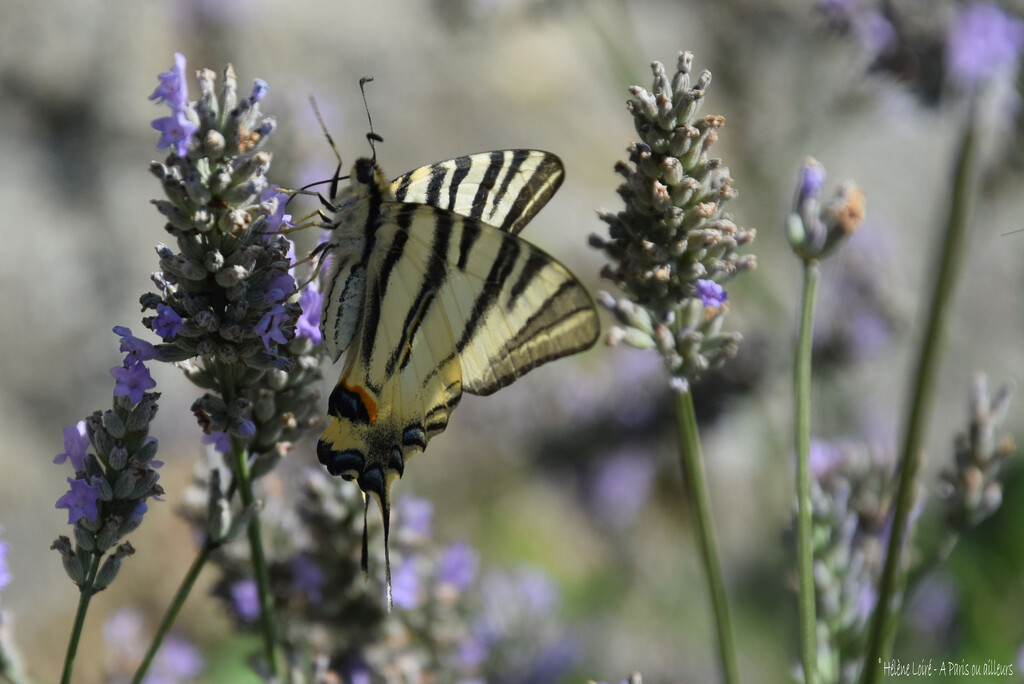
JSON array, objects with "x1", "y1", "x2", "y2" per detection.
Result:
[{"x1": 592, "y1": 51, "x2": 756, "y2": 386}]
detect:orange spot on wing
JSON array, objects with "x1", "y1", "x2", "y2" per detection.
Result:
[{"x1": 346, "y1": 380, "x2": 378, "y2": 424}]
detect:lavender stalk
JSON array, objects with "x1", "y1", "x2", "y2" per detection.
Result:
[
  {"x1": 787, "y1": 158, "x2": 865, "y2": 683},
  {"x1": 592, "y1": 51, "x2": 757, "y2": 683}
]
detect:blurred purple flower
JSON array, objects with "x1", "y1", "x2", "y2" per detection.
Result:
[
  {"x1": 696, "y1": 279, "x2": 727, "y2": 307},
  {"x1": 114, "y1": 326, "x2": 158, "y2": 363},
  {"x1": 818, "y1": 1, "x2": 896, "y2": 57},
  {"x1": 552, "y1": 347, "x2": 661, "y2": 428},
  {"x1": 482, "y1": 567, "x2": 559, "y2": 615},
  {"x1": 857, "y1": 583, "x2": 878, "y2": 626},
  {"x1": 458, "y1": 632, "x2": 490, "y2": 668},
  {"x1": 439, "y1": 542, "x2": 478, "y2": 591},
  {"x1": 947, "y1": 2, "x2": 1024, "y2": 88},
  {"x1": 296, "y1": 282, "x2": 323, "y2": 345},
  {"x1": 255, "y1": 303, "x2": 290, "y2": 350},
  {"x1": 588, "y1": 450, "x2": 656, "y2": 528},
  {"x1": 153, "y1": 304, "x2": 184, "y2": 340},
  {"x1": 907, "y1": 576, "x2": 957, "y2": 633},
  {"x1": 809, "y1": 440, "x2": 845, "y2": 479},
  {"x1": 398, "y1": 496, "x2": 433, "y2": 538},
  {"x1": 149, "y1": 53, "x2": 189, "y2": 111},
  {"x1": 152, "y1": 109, "x2": 198, "y2": 159},
  {"x1": 111, "y1": 361, "x2": 157, "y2": 404},
  {"x1": 0, "y1": 538, "x2": 10, "y2": 592},
  {"x1": 202, "y1": 431, "x2": 231, "y2": 454},
  {"x1": 818, "y1": 0, "x2": 856, "y2": 22},
  {"x1": 515, "y1": 637, "x2": 578, "y2": 684},
  {"x1": 104, "y1": 607, "x2": 147, "y2": 661},
  {"x1": 56, "y1": 477, "x2": 101, "y2": 524},
  {"x1": 290, "y1": 554, "x2": 325, "y2": 602},
  {"x1": 849, "y1": 310, "x2": 889, "y2": 357},
  {"x1": 104, "y1": 607, "x2": 204, "y2": 683},
  {"x1": 340, "y1": 660, "x2": 373, "y2": 684},
  {"x1": 147, "y1": 634, "x2": 204, "y2": 684},
  {"x1": 391, "y1": 557, "x2": 420, "y2": 609},
  {"x1": 54, "y1": 420, "x2": 89, "y2": 471},
  {"x1": 858, "y1": 11, "x2": 897, "y2": 54},
  {"x1": 231, "y1": 579, "x2": 260, "y2": 621}
]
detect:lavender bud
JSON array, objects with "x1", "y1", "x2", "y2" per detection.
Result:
[{"x1": 93, "y1": 543, "x2": 134, "y2": 592}]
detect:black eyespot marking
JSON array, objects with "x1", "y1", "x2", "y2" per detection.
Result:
[
  {"x1": 388, "y1": 447, "x2": 404, "y2": 477},
  {"x1": 358, "y1": 467, "x2": 385, "y2": 496},
  {"x1": 317, "y1": 442, "x2": 366, "y2": 478},
  {"x1": 402, "y1": 425, "x2": 427, "y2": 450},
  {"x1": 328, "y1": 384, "x2": 371, "y2": 425}
]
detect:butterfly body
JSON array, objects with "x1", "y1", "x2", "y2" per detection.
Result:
[{"x1": 316, "y1": 150, "x2": 599, "y2": 602}]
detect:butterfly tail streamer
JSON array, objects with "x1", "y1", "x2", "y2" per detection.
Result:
[
  {"x1": 361, "y1": 495, "x2": 370, "y2": 580},
  {"x1": 382, "y1": 494, "x2": 393, "y2": 612}
]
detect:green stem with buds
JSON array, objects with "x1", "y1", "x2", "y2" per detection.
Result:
[
  {"x1": 674, "y1": 389, "x2": 740, "y2": 684},
  {"x1": 60, "y1": 553, "x2": 101, "y2": 684},
  {"x1": 795, "y1": 260, "x2": 821, "y2": 684},
  {"x1": 860, "y1": 111, "x2": 978, "y2": 684}
]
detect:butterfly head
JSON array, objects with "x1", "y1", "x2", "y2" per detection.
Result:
[{"x1": 351, "y1": 157, "x2": 386, "y2": 190}]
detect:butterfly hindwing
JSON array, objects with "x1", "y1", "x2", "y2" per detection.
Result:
[{"x1": 377, "y1": 203, "x2": 600, "y2": 395}]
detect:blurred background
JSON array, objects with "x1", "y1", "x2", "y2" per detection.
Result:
[{"x1": 1, "y1": 0, "x2": 1023, "y2": 682}]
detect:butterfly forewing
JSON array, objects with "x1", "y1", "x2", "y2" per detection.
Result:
[{"x1": 389, "y1": 150, "x2": 564, "y2": 235}]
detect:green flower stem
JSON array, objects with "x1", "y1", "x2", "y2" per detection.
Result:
[
  {"x1": 674, "y1": 390, "x2": 740, "y2": 684},
  {"x1": 795, "y1": 260, "x2": 820, "y2": 684},
  {"x1": 230, "y1": 435, "x2": 282, "y2": 679},
  {"x1": 131, "y1": 541, "x2": 214, "y2": 684},
  {"x1": 860, "y1": 112, "x2": 978, "y2": 684},
  {"x1": 60, "y1": 553, "x2": 101, "y2": 684}
]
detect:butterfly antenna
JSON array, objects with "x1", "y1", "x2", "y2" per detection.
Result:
[
  {"x1": 309, "y1": 94, "x2": 345, "y2": 199},
  {"x1": 359, "y1": 76, "x2": 384, "y2": 163}
]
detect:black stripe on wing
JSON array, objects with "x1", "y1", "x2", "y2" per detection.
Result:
[
  {"x1": 388, "y1": 151, "x2": 564, "y2": 236},
  {"x1": 359, "y1": 205, "x2": 415, "y2": 367},
  {"x1": 385, "y1": 209, "x2": 453, "y2": 376},
  {"x1": 454, "y1": 232, "x2": 521, "y2": 353}
]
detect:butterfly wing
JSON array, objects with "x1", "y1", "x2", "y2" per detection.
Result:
[
  {"x1": 319, "y1": 201, "x2": 598, "y2": 482},
  {"x1": 380, "y1": 203, "x2": 600, "y2": 396},
  {"x1": 389, "y1": 150, "x2": 564, "y2": 236},
  {"x1": 319, "y1": 247, "x2": 367, "y2": 363}
]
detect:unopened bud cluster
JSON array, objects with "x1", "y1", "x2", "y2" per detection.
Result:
[
  {"x1": 940, "y1": 374, "x2": 1016, "y2": 528},
  {"x1": 51, "y1": 392, "x2": 162, "y2": 591},
  {"x1": 806, "y1": 440, "x2": 914, "y2": 684},
  {"x1": 786, "y1": 157, "x2": 865, "y2": 262},
  {"x1": 592, "y1": 52, "x2": 756, "y2": 387}
]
